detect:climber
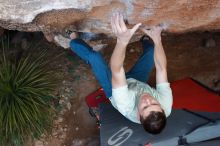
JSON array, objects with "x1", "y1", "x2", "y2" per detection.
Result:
[{"x1": 69, "y1": 12, "x2": 173, "y2": 134}]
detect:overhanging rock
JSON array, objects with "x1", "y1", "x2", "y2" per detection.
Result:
[{"x1": 0, "y1": 0, "x2": 220, "y2": 42}]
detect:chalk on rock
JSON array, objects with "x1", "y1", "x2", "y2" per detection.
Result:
[{"x1": 159, "y1": 22, "x2": 169, "y2": 30}]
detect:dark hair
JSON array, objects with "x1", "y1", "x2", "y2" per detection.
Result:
[{"x1": 140, "y1": 111, "x2": 166, "y2": 134}]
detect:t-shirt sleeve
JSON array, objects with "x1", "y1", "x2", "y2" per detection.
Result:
[
  {"x1": 110, "y1": 85, "x2": 135, "y2": 117},
  {"x1": 156, "y1": 82, "x2": 173, "y2": 117}
]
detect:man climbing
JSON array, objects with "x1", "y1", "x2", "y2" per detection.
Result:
[{"x1": 69, "y1": 13, "x2": 173, "y2": 134}]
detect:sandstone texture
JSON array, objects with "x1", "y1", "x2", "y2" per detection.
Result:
[{"x1": 0, "y1": 0, "x2": 220, "y2": 42}]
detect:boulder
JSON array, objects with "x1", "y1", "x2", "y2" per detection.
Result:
[{"x1": 0, "y1": 0, "x2": 219, "y2": 39}]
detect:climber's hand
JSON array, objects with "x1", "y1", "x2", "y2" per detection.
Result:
[
  {"x1": 111, "y1": 12, "x2": 141, "y2": 45},
  {"x1": 141, "y1": 26, "x2": 162, "y2": 43}
]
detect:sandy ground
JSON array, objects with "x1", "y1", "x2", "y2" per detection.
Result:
[{"x1": 2, "y1": 31, "x2": 220, "y2": 146}]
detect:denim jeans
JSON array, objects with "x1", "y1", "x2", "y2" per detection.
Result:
[{"x1": 70, "y1": 39, "x2": 154, "y2": 98}]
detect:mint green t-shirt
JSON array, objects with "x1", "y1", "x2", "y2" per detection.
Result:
[{"x1": 109, "y1": 78, "x2": 173, "y2": 124}]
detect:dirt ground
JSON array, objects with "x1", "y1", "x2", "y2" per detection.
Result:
[{"x1": 2, "y1": 30, "x2": 220, "y2": 146}]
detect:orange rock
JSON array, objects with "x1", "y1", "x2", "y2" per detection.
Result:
[{"x1": 0, "y1": 0, "x2": 219, "y2": 35}]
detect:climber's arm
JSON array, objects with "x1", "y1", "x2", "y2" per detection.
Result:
[
  {"x1": 141, "y1": 26, "x2": 168, "y2": 84},
  {"x1": 110, "y1": 13, "x2": 141, "y2": 88}
]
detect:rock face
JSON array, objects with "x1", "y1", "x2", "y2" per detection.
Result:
[{"x1": 0, "y1": 0, "x2": 220, "y2": 40}]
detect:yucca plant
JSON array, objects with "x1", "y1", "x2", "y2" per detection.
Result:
[{"x1": 0, "y1": 37, "x2": 56, "y2": 146}]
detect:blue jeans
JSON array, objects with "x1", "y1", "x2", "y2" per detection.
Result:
[{"x1": 70, "y1": 39, "x2": 154, "y2": 98}]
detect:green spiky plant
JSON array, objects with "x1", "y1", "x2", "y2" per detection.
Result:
[{"x1": 0, "y1": 36, "x2": 57, "y2": 146}]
